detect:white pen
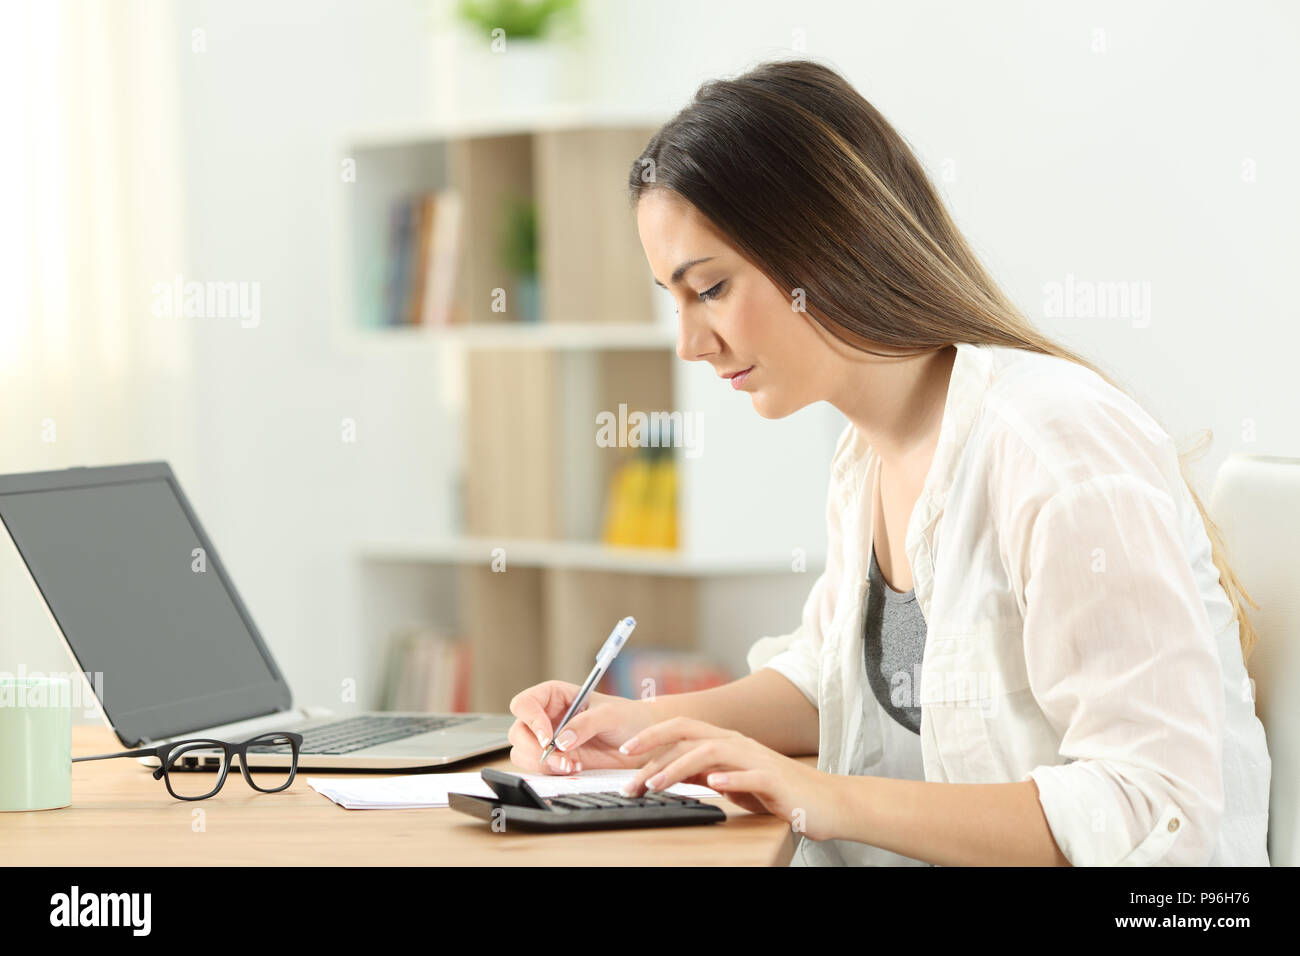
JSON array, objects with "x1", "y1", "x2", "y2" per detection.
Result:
[{"x1": 538, "y1": 616, "x2": 636, "y2": 769}]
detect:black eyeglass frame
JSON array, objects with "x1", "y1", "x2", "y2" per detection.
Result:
[{"x1": 72, "y1": 732, "x2": 304, "y2": 801}]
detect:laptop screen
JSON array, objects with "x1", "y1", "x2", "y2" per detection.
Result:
[{"x1": 0, "y1": 465, "x2": 290, "y2": 745}]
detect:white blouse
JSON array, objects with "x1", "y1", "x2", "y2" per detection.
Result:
[{"x1": 748, "y1": 342, "x2": 1271, "y2": 866}]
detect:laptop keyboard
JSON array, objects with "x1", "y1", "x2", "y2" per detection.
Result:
[{"x1": 248, "y1": 715, "x2": 475, "y2": 755}]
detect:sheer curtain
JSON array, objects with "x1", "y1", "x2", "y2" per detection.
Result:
[{"x1": 0, "y1": 0, "x2": 190, "y2": 675}]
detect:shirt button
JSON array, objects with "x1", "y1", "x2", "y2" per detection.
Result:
[{"x1": 1167, "y1": 817, "x2": 1180, "y2": 832}]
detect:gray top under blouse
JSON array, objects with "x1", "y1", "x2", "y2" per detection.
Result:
[{"x1": 863, "y1": 544, "x2": 927, "y2": 734}]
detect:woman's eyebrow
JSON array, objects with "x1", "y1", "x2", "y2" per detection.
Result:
[{"x1": 653, "y1": 256, "x2": 716, "y2": 288}]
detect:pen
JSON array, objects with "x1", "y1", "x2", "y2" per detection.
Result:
[{"x1": 539, "y1": 615, "x2": 636, "y2": 769}]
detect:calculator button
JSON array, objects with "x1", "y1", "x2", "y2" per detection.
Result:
[{"x1": 555, "y1": 795, "x2": 602, "y2": 808}]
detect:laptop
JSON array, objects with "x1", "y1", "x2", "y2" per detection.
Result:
[{"x1": 0, "y1": 462, "x2": 514, "y2": 771}]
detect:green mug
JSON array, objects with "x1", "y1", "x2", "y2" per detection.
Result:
[{"x1": 0, "y1": 676, "x2": 72, "y2": 811}]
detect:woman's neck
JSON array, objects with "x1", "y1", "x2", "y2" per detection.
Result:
[{"x1": 830, "y1": 344, "x2": 957, "y2": 471}]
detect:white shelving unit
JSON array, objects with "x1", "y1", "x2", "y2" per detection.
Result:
[{"x1": 337, "y1": 106, "x2": 841, "y2": 710}]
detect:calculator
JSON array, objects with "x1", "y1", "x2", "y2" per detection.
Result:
[{"x1": 447, "y1": 767, "x2": 727, "y2": 831}]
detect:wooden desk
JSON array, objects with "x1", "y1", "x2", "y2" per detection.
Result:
[{"x1": 0, "y1": 727, "x2": 798, "y2": 866}]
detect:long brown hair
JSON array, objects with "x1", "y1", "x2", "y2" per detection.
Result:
[{"x1": 628, "y1": 56, "x2": 1259, "y2": 661}]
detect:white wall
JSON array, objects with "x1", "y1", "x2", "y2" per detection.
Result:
[
  {"x1": 7, "y1": 0, "x2": 1295, "y2": 717},
  {"x1": 171, "y1": 1, "x2": 455, "y2": 715}
]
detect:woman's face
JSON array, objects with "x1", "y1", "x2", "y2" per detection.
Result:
[{"x1": 635, "y1": 189, "x2": 839, "y2": 419}]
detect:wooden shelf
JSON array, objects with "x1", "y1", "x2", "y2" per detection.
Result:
[{"x1": 359, "y1": 536, "x2": 817, "y2": 576}]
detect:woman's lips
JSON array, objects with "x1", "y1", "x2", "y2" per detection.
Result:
[{"x1": 729, "y1": 366, "x2": 755, "y2": 389}]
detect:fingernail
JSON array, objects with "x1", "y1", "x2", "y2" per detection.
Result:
[
  {"x1": 618, "y1": 736, "x2": 638, "y2": 755},
  {"x1": 536, "y1": 730, "x2": 548, "y2": 747},
  {"x1": 555, "y1": 729, "x2": 577, "y2": 752},
  {"x1": 560, "y1": 756, "x2": 570, "y2": 773},
  {"x1": 708, "y1": 773, "x2": 728, "y2": 787},
  {"x1": 645, "y1": 773, "x2": 663, "y2": 791}
]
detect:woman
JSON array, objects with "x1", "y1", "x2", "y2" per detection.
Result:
[{"x1": 507, "y1": 58, "x2": 1271, "y2": 866}]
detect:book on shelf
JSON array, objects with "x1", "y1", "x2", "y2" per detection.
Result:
[
  {"x1": 423, "y1": 189, "x2": 462, "y2": 327},
  {"x1": 382, "y1": 198, "x2": 415, "y2": 327},
  {"x1": 379, "y1": 188, "x2": 463, "y2": 328},
  {"x1": 404, "y1": 193, "x2": 435, "y2": 325},
  {"x1": 381, "y1": 623, "x2": 472, "y2": 712},
  {"x1": 596, "y1": 647, "x2": 733, "y2": 699}
]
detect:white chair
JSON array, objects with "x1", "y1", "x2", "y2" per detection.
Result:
[{"x1": 1210, "y1": 454, "x2": 1300, "y2": 867}]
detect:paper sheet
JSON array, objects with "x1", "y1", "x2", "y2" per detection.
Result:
[{"x1": 307, "y1": 768, "x2": 719, "y2": 810}]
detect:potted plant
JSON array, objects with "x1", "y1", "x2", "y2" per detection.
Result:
[
  {"x1": 500, "y1": 193, "x2": 541, "y2": 323},
  {"x1": 457, "y1": 0, "x2": 579, "y2": 39},
  {"x1": 454, "y1": 0, "x2": 584, "y2": 108}
]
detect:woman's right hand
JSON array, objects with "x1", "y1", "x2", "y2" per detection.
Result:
[{"x1": 508, "y1": 680, "x2": 656, "y2": 774}]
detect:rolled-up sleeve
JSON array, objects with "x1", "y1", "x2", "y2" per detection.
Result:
[
  {"x1": 1015, "y1": 472, "x2": 1226, "y2": 866},
  {"x1": 746, "y1": 432, "x2": 852, "y2": 709}
]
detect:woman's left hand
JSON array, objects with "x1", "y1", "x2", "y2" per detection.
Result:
[{"x1": 619, "y1": 716, "x2": 845, "y2": 842}]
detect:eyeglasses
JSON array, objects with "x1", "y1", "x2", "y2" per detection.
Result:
[{"x1": 73, "y1": 732, "x2": 304, "y2": 800}]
